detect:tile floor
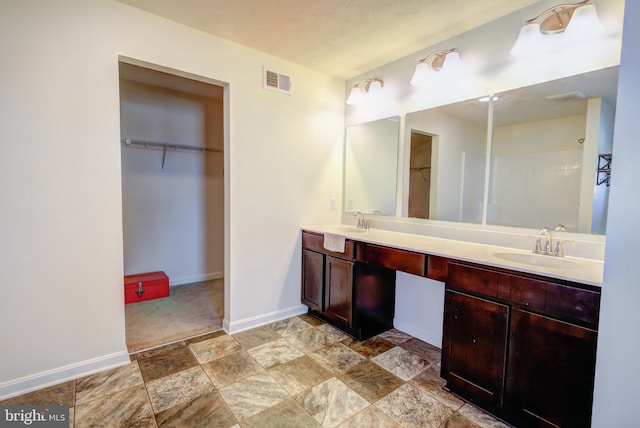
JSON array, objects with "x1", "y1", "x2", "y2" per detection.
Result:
[{"x1": 1, "y1": 314, "x2": 511, "y2": 427}]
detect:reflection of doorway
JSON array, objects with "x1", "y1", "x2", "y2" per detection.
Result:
[{"x1": 408, "y1": 131, "x2": 432, "y2": 219}]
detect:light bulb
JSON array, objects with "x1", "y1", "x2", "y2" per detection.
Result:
[
  {"x1": 410, "y1": 62, "x2": 432, "y2": 87},
  {"x1": 511, "y1": 22, "x2": 546, "y2": 56},
  {"x1": 440, "y1": 51, "x2": 462, "y2": 75},
  {"x1": 346, "y1": 87, "x2": 364, "y2": 106},
  {"x1": 366, "y1": 80, "x2": 383, "y2": 98}
]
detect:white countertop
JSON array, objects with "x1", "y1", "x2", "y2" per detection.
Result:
[{"x1": 302, "y1": 225, "x2": 603, "y2": 287}]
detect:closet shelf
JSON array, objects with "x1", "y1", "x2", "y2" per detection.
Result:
[{"x1": 121, "y1": 138, "x2": 222, "y2": 170}]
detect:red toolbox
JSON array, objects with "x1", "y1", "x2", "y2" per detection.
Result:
[{"x1": 124, "y1": 271, "x2": 169, "y2": 304}]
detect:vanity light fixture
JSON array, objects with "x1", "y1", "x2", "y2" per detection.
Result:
[
  {"x1": 346, "y1": 77, "x2": 384, "y2": 106},
  {"x1": 510, "y1": 0, "x2": 604, "y2": 56},
  {"x1": 410, "y1": 48, "x2": 462, "y2": 87}
]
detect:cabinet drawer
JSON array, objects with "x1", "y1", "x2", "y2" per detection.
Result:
[
  {"x1": 546, "y1": 283, "x2": 600, "y2": 326},
  {"x1": 357, "y1": 243, "x2": 426, "y2": 276},
  {"x1": 497, "y1": 274, "x2": 547, "y2": 313},
  {"x1": 426, "y1": 255, "x2": 449, "y2": 282},
  {"x1": 302, "y1": 231, "x2": 355, "y2": 260},
  {"x1": 447, "y1": 263, "x2": 499, "y2": 298}
]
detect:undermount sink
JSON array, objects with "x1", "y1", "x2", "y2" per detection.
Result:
[
  {"x1": 332, "y1": 226, "x2": 367, "y2": 234},
  {"x1": 493, "y1": 252, "x2": 581, "y2": 270}
]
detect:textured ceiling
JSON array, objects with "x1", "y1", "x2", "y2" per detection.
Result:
[{"x1": 118, "y1": 0, "x2": 541, "y2": 79}]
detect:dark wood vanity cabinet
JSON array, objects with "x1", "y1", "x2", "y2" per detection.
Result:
[
  {"x1": 443, "y1": 262, "x2": 601, "y2": 427},
  {"x1": 508, "y1": 309, "x2": 597, "y2": 428},
  {"x1": 302, "y1": 249, "x2": 324, "y2": 312},
  {"x1": 301, "y1": 231, "x2": 395, "y2": 339},
  {"x1": 442, "y1": 290, "x2": 509, "y2": 410},
  {"x1": 324, "y1": 256, "x2": 354, "y2": 326}
]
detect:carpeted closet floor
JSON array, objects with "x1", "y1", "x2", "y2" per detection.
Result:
[{"x1": 125, "y1": 279, "x2": 224, "y2": 353}]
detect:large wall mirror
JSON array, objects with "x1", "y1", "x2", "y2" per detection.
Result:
[
  {"x1": 344, "y1": 116, "x2": 399, "y2": 215},
  {"x1": 400, "y1": 66, "x2": 617, "y2": 234}
]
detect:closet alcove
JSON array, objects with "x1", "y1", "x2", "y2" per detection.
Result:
[{"x1": 118, "y1": 61, "x2": 225, "y2": 352}]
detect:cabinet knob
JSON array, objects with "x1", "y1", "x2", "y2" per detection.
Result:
[
  {"x1": 525, "y1": 302, "x2": 529, "y2": 306},
  {"x1": 472, "y1": 338, "x2": 477, "y2": 344}
]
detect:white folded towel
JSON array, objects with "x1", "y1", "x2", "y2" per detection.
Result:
[{"x1": 323, "y1": 233, "x2": 346, "y2": 253}]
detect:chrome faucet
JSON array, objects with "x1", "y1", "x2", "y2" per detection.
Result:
[
  {"x1": 533, "y1": 225, "x2": 565, "y2": 257},
  {"x1": 353, "y1": 211, "x2": 369, "y2": 230}
]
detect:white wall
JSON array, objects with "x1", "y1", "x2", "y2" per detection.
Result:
[
  {"x1": 0, "y1": 0, "x2": 343, "y2": 398},
  {"x1": 592, "y1": 0, "x2": 640, "y2": 425}
]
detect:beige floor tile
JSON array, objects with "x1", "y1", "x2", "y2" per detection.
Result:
[
  {"x1": 455, "y1": 403, "x2": 512, "y2": 428},
  {"x1": 337, "y1": 361, "x2": 404, "y2": 403},
  {"x1": 372, "y1": 346, "x2": 430, "y2": 381},
  {"x1": 270, "y1": 317, "x2": 314, "y2": 337},
  {"x1": 338, "y1": 406, "x2": 401, "y2": 428},
  {"x1": 75, "y1": 361, "x2": 144, "y2": 405},
  {"x1": 410, "y1": 365, "x2": 464, "y2": 411},
  {"x1": 375, "y1": 383, "x2": 454, "y2": 428},
  {"x1": 201, "y1": 350, "x2": 265, "y2": 388},
  {"x1": 232, "y1": 325, "x2": 281, "y2": 350},
  {"x1": 247, "y1": 338, "x2": 305, "y2": 369},
  {"x1": 267, "y1": 355, "x2": 332, "y2": 395},
  {"x1": 285, "y1": 327, "x2": 334, "y2": 353},
  {"x1": 218, "y1": 373, "x2": 289, "y2": 421},
  {"x1": 297, "y1": 377, "x2": 369, "y2": 427},
  {"x1": 342, "y1": 336, "x2": 396, "y2": 359},
  {"x1": 146, "y1": 366, "x2": 215, "y2": 414},
  {"x1": 189, "y1": 334, "x2": 242, "y2": 364},
  {"x1": 137, "y1": 341, "x2": 199, "y2": 382},
  {"x1": 308, "y1": 343, "x2": 368, "y2": 375},
  {"x1": 75, "y1": 384, "x2": 155, "y2": 428},
  {"x1": 377, "y1": 329, "x2": 413, "y2": 345},
  {"x1": 0, "y1": 380, "x2": 75, "y2": 407},
  {"x1": 155, "y1": 390, "x2": 237, "y2": 428},
  {"x1": 399, "y1": 338, "x2": 442, "y2": 365},
  {"x1": 240, "y1": 398, "x2": 320, "y2": 428}
]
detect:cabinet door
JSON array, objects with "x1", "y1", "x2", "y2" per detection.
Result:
[
  {"x1": 324, "y1": 256, "x2": 354, "y2": 327},
  {"x1": 507, "y1": 310, "x2": 597, "y2": 428},
  {"x1": 442, "y1": 290, "x2": 509, "y2": 409},
  {"x1": 302, "y1": 249, "x2": 324, "y2": 311}
]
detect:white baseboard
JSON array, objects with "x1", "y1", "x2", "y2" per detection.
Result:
[
  {"x1": 225, "y1": 305, "x2": 308, "y2": 335},
  {"x1": 394, "y1": 318, "x2": 443, "y2": 349},
  {"x1": 0, "y1": 351, "x2": 130, "y2": 401},
  {"x1": 170, "y1": 271, "x2": 224, "y2": 286}
]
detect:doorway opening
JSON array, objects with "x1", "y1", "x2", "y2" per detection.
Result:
[
  {"x1": 408, "y1": 131, "x2": 433, "y2": 219},
  {"x1": 118, "y1": 60, "x2": 226, "y2": 353}
]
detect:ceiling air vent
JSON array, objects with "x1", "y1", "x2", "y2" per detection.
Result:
[{"x1": 263, "y1": 67, "x2": 292, "y2": 95}]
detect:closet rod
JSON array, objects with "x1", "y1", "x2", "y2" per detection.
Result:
[
  {"x1": 121, "y1": 138, "x2": 222, "y2": 171},
  {"x1": 121, "y1": 138, "x2": 222, "y2": 153}
]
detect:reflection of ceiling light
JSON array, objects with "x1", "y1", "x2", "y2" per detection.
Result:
[
  {"x1": 546, "y1": 90, "x2": 587, "y2": 102},
  {"x1": 511, "y1": 0, "x2": 604, "y2": 56},
  {"x1": 410, "y1": 48, "x2": 462, "y2": 87},
  {"x1": 478, "y1": 96, "x2": 499, "y2": 102},
  {"x1": 346, "y1": 77, "x2": 384, "y2": 105}
]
